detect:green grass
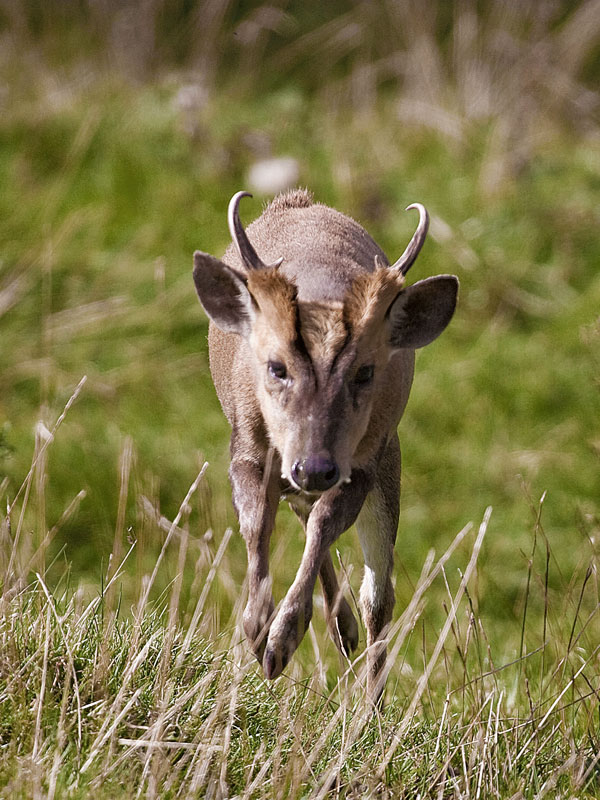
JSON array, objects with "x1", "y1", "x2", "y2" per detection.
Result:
[
  {"x1": 1, "y1": 472, "x2": 600, "y2": 797},
  {"x1": 1, "y1": 2, "x2": 600, "y2": 795}
]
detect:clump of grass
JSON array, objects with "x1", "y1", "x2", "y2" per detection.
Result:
[{"x1": 1, "y1": 390, "x2": 599, "y2": 798}]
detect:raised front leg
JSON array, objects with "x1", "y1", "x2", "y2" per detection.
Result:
[
  {"x1": 355, "y1": 435, "x2": 400, "y2": 703},
  {"x1": 263, "y1": 470, "x2": 373, "y2": 680},
  {"x1": 290, "y1": 503, "x2": 359, "y2": 658},
  {"x1": 230, "y1": 452, "x2": 280, "y2": 662}
]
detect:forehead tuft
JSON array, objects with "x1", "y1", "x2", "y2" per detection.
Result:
[{"x1": 298, "y1": 302, "x2": 347, "y2": 363}]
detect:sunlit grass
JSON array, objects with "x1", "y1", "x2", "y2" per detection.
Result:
[{"x1": 1, "y1": 409, "x2": 599, "y2": 797}]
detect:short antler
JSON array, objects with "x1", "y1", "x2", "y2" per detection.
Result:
[
  {"x1": 390, "y1": 203, "x2": 429, "y2": 275},
  {"x1": 228, "y1": 191, "x2": 283, "y2": 272}
]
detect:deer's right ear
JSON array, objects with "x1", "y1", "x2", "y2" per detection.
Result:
[{"x1": 193, "y1": 252, "x2": 255, "y2": 337}]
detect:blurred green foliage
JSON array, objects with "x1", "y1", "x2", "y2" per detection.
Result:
[{"x1": 0, "y1": 1, "x2": 599, "y2": 642}]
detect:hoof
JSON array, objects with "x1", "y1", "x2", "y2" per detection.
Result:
[
  {"x1": 243, "y1": 595, "x2": 275, "y2": 662},
  {"x1": 329, "y1": 599, "x2": 359, "y2": 657},
  {"x1": 261, "y1": 597, "x2": 311, "y2": 680},
  {"x1": 263, "y1": 646, "x2": 287, "y2": 680},
  {"x1": 337, "y1": 614, "x2": 359, "y2": 657}
]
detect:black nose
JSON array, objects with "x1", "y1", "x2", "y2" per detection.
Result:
[{"x1": 291, "y1": 456, "x2": 340, "y2": 493}]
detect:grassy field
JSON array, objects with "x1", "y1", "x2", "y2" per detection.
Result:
[{"x1": 1, "y1": 2, "x2": 600, "y2": 796}]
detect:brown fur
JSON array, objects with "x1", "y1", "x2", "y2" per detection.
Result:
[
  {"x1": 298, "y1": 302, "x2": 347, "y2": 365},
  {"x1": 266, "y1": 188, "x2": 314, "y2": 212},
  {"x1": 246, "y1": 268, "x2": 298, "y2": 345},
  {"x1": 344, "y1": 266, "x2": 405, "y2": 335}
]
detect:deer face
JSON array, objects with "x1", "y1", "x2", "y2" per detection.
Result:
[{"x1": 193, "y1": 255, "x2": 457, "y2": 495}]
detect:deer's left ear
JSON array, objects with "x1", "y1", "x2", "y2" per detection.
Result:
[{"x1": 388, "y1": 275, "x2": 459, "y2": 349}]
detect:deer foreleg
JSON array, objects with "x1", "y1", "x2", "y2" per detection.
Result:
[
  {"x1": 230, "y1": 455, "x2": 279, "y2": 662},
  {"x1": 263, "y1": 470, "x2": 372, "y2": 679}
]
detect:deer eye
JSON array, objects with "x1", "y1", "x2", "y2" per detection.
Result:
[
  {"x1": 268, "y1": 361, "x2": 287, "y2": 380},
  {"x1": 354, "y1": 364, "x2": 374, "y2": 386}
]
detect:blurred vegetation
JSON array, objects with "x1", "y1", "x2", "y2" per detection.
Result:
[{"x1": 0, "y1": 0, "x2": 599, "y2": 636}]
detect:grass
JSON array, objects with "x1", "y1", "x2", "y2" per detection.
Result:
[
  {"x1": 1, "y1": 1, "x2": 600, "y2": 795},
  {"x1": 1, "y1": 421, "x2": 600, "y2": 797}
]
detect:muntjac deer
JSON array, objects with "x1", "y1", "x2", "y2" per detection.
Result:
[{"x1": 193, "y1": 189, "x2": 458, "y2": 701}]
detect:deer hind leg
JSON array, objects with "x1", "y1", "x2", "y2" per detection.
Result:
[
  {"x1": 319, "y1": 551, "x2": 359, "y2": 657},
  {"x1": 355, "y1": 436, "x2": 400, "y2": 704}
]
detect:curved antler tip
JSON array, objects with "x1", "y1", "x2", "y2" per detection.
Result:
[
  {"x1": 228, "y1": 191, "x2": 253, "y2": 214},
  {"x1": 390, "y1": 202, "x2": 430, "y2": 275},
  {"x1": 405, "y1": 202, "x2": 427, "y2": 214},
  {"x1": 227, "y1": 191, "x2": 281, "y2": 271}
]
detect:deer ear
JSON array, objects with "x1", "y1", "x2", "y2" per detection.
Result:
[
  {"x1": 388, "y1": 275, "x2": 458, "y2": 349},
  {"x1": 193, "y1": 251, "x2": 255, "y2": 337}
]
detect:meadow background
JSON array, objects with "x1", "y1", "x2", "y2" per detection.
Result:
[{"x1": 1, "y1": 1, "x2": 600, "y2": 797}]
